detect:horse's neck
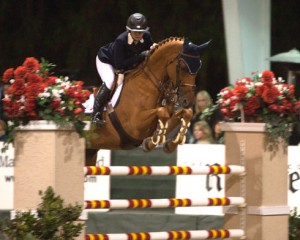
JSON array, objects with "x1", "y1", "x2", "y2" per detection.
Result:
[
  {"x1": 123, "y1": 39, "x2": 183, "y2": 98},
  {"x1": 147, "y1": 41, "x2": 183, "y2": 68}
]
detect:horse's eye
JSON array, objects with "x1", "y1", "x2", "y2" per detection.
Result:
[{"x1": 178, "y1": 61, "x2": 189, "y2": 72}]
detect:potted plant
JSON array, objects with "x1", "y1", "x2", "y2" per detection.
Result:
[
  {"x1": 203, "y1": 70, "x2": 300, "y2": 144},
  {"x1": 1, "y1": 57, "x2": 91, "y2": 148},
  {"x1": 0, "y1": 186, "x2": 84, "y2": 240}
]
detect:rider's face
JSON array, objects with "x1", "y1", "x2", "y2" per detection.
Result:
[{"x1": 130, "y1": 31, "x2": 144, "y2": 42}]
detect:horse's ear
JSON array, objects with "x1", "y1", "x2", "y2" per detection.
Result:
[
  {"x1": 196, "y1": 39, "x2": 212, "y2": 53},
  {"x1": 183, "y1": 37, "x2": 190, "y2": 47}
]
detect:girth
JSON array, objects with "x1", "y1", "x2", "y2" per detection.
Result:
[{"x1": 108, "y1": 110, "x2": 142, "y2": 149}]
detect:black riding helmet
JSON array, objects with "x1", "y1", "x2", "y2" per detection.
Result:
[{"x1": 126, "y1": 13, "x2": 149, "y2": 32}]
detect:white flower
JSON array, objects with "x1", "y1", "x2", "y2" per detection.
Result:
[
  {"x1": 18, "y1": 96, "x2": 25, "y2": 103},
  {"x1": 224, "y1": 99, "x2": 230, "y2": 105},
  {"x1": 38, "y1": 92, "x2": 51, "y2": 98},
  {"x1": 278, "y1": 77, "x2": 285, "y2": 83},
  {"x1": 241, "y1": 78, "x2": 248, "y2": 83},
  {"x1": 51, "y1": 89, "x2": 61, "y2": 98}
]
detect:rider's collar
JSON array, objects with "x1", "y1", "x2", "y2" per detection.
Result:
[{"x1": 128, "y1": 33, "x2": 144, "y2": 45}]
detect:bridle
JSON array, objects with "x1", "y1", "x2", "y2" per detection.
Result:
[{"x1": 142, "y1": 52, "x2": 197, "y2": 108}]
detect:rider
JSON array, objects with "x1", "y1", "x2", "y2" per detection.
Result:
[{"x1": 92, "y1": 13, "x2": 154, "y2": 125}]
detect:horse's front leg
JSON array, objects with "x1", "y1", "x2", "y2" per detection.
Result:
[
  {"x1": 142, "y1": 107, "x2": 170, "y2": 152},
  {"x1": 163, "y1": 108, "x2": 193, "y2": 153}
]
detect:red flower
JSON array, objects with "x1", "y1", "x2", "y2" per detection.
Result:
[
  {"x1": 255, "y1": 85, "x2": 265, "y2": 97},
  {"x1": 14, "y1": 66, "x2": 28, "y2": 80},
  {"x1": 45, "y1": 76, "x2": 57, "y2": 86},
  {"x1": 23, "y1": 57, "x2": 41, "y2": 73},
  {"x1": 261, "y1": 70, "x2": 274, "y2": 83},
  {"x1": 27, "y1": 73, "x2": 42, "y2": 84},
  {"x1": 9, "y1": 79, "x2": 26, "y2": 97},
  {"x1": 2, "y1": 68, "x2": 14, "y2": 83},
  {"x1": 294, "y1": 101, "x2": 300, "y2": 113},
  {"x1": 50, "y1": 99, "x2": 61, "y2": 108},
  {"x1": 261, "y1": 86, "x2": 280, "y2": 104},
  {"x1": 243, "y1": 105, "x2": 256, "y2": 115},
  {"x1": 245, "y1": 96, "x2": 260, "y2": 110},
  {"x1": 268, "y1": 104, "x2": 285, "y2": 113},
  {"x1": 220, "y1": 108, "x2": 233, "y2": 118},
  {"x1": 233, "y1": 85, "x2": 248, "y2": 99},
  {"x1": 74, "y1": 108, "x2": 84, "y2": 115},
  {"x1": 288, "y1": 85, "x2": 295, "y2": 97}
]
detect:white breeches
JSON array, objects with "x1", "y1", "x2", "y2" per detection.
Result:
[{"x1": 96, "y1": 57, "x2": 115, "y2": 90}]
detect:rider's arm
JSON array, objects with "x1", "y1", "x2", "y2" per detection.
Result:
[{"x1": 113, "y1": 39, "x2": 145, "y2": 71}]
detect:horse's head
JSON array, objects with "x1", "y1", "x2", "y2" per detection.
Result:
[{"x1": 166, "y1": 38, "x2": 211, "y2": 109}]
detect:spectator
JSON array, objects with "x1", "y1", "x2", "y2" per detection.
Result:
[
  {"x1": 186, "y1": 90, "x2": 224, "y2": 143},
  {"x1": 0, "y1": 83, "x2": 9, "y2": 141},
  {"x1": 189, "y1": 120, "x2": 214, "y2": 144}
]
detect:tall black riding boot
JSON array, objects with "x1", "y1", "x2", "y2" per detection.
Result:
[{"x1": 92, "y1": 83, "x2": 111, "y2": 125}]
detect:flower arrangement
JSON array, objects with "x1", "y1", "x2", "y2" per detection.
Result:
[
  {"x1": 1, "y1": 57, "x2": 91, "y2": 145},
  {"x1": 214, "y1": 70, "x2": 300, "y2": 143}
]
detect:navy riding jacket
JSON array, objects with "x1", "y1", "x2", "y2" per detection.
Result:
[{"x1": 97, "y1": 31, "x2": 154, "y2": 72}]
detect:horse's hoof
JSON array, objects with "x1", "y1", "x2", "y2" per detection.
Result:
[
  {"x1": 142, "y1": 139, "x2": 152, "y2": 152},
  {"x1": 163, "y1": 140, "x2": 177, "y2": 153}
]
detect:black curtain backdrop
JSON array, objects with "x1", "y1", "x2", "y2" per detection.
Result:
[{"x1": 0, "y1": 0, "x2": 299, "y2": 100}]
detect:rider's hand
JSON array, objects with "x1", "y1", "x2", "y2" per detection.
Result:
[
  {"x1": 150, "y1": 43, "x2": 158, "y2": 50},
  {"x1": 140, "y1": 50, "x2": 149, "y2": 58}
]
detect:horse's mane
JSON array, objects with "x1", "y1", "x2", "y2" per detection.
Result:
[
  {"x1": 148, "y1": 36, "x2": 184, "y2": 57},
  {"x1": 129, "y1": 37, "x2": 184, "y2": 75}
]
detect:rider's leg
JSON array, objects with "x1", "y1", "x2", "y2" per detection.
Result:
[
  {"x1": 92, "y1": 57, "x2": 115, "y2": 124},
  {"x1": 92, "y1": 83, "x2": 111, "y2": 124}
]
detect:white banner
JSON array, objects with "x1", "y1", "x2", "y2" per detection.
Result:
[
  {"x1": 288, "y1": 146, "x2": 300, "y2": 212},
  {"x1": 0, "y1": 145, "x2": 111, "y2": 210},
  {"x1": 176, "y1": 144, "x2": 300, "y2": 215},
  {"x1": 0, "y1": 143, "x2": 14, "y2": 210},
  {"x1": 176, "y1": 144, "x2": 225, "y2": 215}
]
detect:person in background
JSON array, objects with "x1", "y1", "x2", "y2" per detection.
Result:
[
  {"x1": 0, "y1": 83, "x2": 9, "y2": 141},
  {"x1": 92, "y1": 13, "x2": 154, "y2": 125},
  {"x1": 186, "y1": 90, "x2": 224, "y2": 143},
  {"x1": 189, "y1": 120, "x2": 214, "y2": 144}
]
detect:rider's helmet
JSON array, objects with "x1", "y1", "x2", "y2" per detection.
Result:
[{"x1": 126, "y1": 13, "x2": 149, "y2": 32}]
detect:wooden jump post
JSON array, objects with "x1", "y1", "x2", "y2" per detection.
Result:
[
  {"x1": 13, "y1": 121, "x2": 86, "y2": 239},
  {"x1": 222, "y1": 122, "x2": 289, "y2": 240}
]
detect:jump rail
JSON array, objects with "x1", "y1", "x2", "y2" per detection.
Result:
[
  {"x1": 84, "y1": 197, "x2": 245, "y2": 209},
  {"x1": 85, "y1": 229, "x2": 245, "y2": 240},
  {"x1": 84, "y1": 165, "x2": 245, "y2": 176}
]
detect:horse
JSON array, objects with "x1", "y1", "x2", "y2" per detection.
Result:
[{"x1": 86, "y1": 37, "x2": 210, "y2": 165}]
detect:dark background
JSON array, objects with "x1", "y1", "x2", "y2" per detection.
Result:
[{"x1": 0, "y1": 0, "x2": 299, "y2": 100}]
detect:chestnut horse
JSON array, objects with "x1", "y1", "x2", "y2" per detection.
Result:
[{"x1": 86, "y1": 37, "x2": 210, "y2": 165}]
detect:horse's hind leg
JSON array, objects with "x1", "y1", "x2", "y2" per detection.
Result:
[
  {"x1": 163, "y1": 108, "x2": 193, "y2": 153},
  {"x1": 142, "y1": 107, "x2": 170, "y2": 152}
]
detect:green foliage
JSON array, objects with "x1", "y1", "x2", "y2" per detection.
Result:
[
  {"x1": 0, "y1": 187, "x2": 84, "y2": 240},
  {"x1": 289, "y1": 208, "x2": 300, "y2": 240}
]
